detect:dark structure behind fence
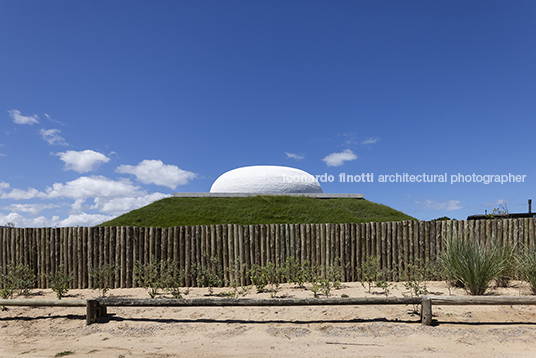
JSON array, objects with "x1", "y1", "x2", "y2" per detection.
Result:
[{"x1": 1, "y1": 218, "x2": 535, "y2": 289}]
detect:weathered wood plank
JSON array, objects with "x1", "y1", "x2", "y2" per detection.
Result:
[{"x1": 96, "y1": 296, "x2": 423, "y2": 307}]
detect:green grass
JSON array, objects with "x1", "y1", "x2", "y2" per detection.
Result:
[
  {"x1": 98, "y1": 196, "x2": 416, "y2": 227},
  {"x1": 440, "y1": 237, "x2": 509, "y2": 295},
  {"x1": 518, "y1": 247, "x2": 536, "y2": 294}
]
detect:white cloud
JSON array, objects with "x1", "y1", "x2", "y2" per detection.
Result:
[
  {"x1": 116, "y1": 159, "x2": 197, "y2": 189},
  {"x1": 45, "y1": 176, "x2": 145, "y2": 200},
  {"x1": 1, "y1": 187, "x2": 46, "y2": 200},
  {"x1": 285, "y1": 152, "x2": 304, "y2": 160},
  {"x1": 0, "y1": 175, "x2": 171, "y2": 227},
  {"x1": 415, "y1": 199, "x2": 463, "y2": 211},
  {"x1": 93, "y1": 192, "x2": 170, "y2": 215},
  {"x1": 56, "y1": 150, "x2": 110, "y2": 173},
  {"x1": 44, "y1": 113, "x2": 65, "y2": 125},
  {"x1": 2, "y1": 203, "x2": 59, "y2": 216},
  {"x1": 8, "y1": 110, "x2": 39, "y2": 125},
  {"x1": 40, "y1": 128, "x2": 68, "y2": 145},
  {"x1": 361, "y1": 137, "x2": 380, "y2": 145},
  {"x1": 0, "y1": 212, "x2": 59, "y2": 228},
  {"x1": 57, "y1": 213, "x2": 115, "y2": 227},
  {"x1": 322, "y1": 149, "x2": 357, "y2": 167}
]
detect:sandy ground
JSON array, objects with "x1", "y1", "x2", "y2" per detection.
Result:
[{"x1": 2, "y1": 281, "x2": 536, "y2": 358}]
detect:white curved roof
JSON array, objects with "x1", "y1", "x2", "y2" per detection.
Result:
[{"x1": 210, "y1": 166, "x2": 323, "y2": 194}]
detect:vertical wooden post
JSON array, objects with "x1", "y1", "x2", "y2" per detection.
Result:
[
  {"x1": 219, "y1": 225, "x2": 227, "y2": 285},
  {"x1": 253, "y1": 225, "x2": 260, "y2": 267},
  {"x1": 126, "y1": 226, "x2": 133, "y2": 288},
  {"x1": 260, "y1": 225, "x2": 266, "y2": 267},
  {"x1": 120, "y1": 227, "x2": 126, "y2": 288},
  {"x1": 385, "y1": 222, "x2": 392, "y2": 280},
  {"x1": 113, "y1": 226, "x2": 120, "y2": 288},
  {"x1": 0, "y1": 229, "x2": 4, "y2": 289},
  {"x1": 421, "y1": 296, "x2": 432, "y2": 326},
  {"x1": 289, "y1": 224, "x2": 296, "y2": 262},
  {"x1": 178, "y1": 226, "x2": 185, "y2": 286},
  {"x1": 300, "y1": 224, "x2": 306, "y2": 265},
  {"x1": 86, "y1": 299, "x2": 101, "y2": 325},
  {"x1": 184, "y1": 226, "x2": 191, "y2": 287},
  {"x1": 81, "y1": 227, "x2": 88, "y2": 289},
  {"x1": 132, "y1": 226, "x2": 139, "y2": 287},
  {"x1": 320, "y1": 224, "x2": 327, "y2": 277},
  {"x1": 355, "y1": 223, "x2": 361, "y2": 280},
  {"x1": 238, "y1": 225, "x2": 245, "y2": 286},
  {"x1": 160, "y1": 227, "x2": 167, "y2": 262},
  {"x1": 529, "y1": 218, "x2": 535, "y2": 250},
  {"x1": 348, "y1": 223, "x2": 354, "y2": 281}
]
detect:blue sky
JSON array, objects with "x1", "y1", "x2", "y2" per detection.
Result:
[{"x1": 1, "y1": 1, "x2": 535, "y2": 227}]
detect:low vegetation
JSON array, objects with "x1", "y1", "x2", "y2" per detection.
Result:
[
  {"x1": 98, "y1": 196, "x2": 416, "y2": 227},
  {"x1": 46, "y1": 265, "x2": 74, "y2": 299},
  {"x1": 440, "y1": 236, "x2": 519, "y2": 295},
  {"x1": 2, "y1": 236, "x2": 536, "y2": 300},
  {"x1": 0, "y1": 263, "x2": 36, "y2": 299}
]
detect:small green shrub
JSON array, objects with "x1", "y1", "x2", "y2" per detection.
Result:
[
  {"x1": 134, "y1": 256, "x2": 169, "y2": 298},
  {"x1": 247, "y1": 262, "x2": 282, "y2": 297},
  {"x1": 0, "y1": 263, "x2": 36, "y2": 298},
  {"x1": 47, "y1": 265, "x2": 74, "y2": 300},
  {"x1": 163, "y1": 264, "x2": 188, "y2": 299},
  {"x1": 90, "y1": 263, "x2": 119, "y2": 297},
  {"x1": 134, "y1": 257, "x2": 188, "y2": 299},
  {"x1": 310, "y1": 279, "x2": 322, "y2": 298},
  {"x1": 222, "y1": 258, "x2": 249, "y2": 298},
  {"x1": 248, "y1": 264, "x2": 269, "y2": 293},
  {"x1": 281, "y1": 257, "x2": 311, "y2": 288},
  {"x1": 375, "y1": 280, "x2": 395, "y2": 297},
  {"x1": 404, "y1": 260, "x2": 429, "y2": 297},
  {"x1": 358, "y1": 256, "x2": 380, "y2": 293},
  {"x1": 326, "y1": 258, "x2": 346, "y2": 290},
  {"x1": 192, "y1": 254, "x2": 225, "y2": 295}
]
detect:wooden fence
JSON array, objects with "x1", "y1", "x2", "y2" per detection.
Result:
[{"x1": 1, "y1": 218, "x2": 535, "y2": 289}]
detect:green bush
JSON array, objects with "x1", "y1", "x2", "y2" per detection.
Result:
[
  {"x1": 281, "y1": 257, "x2": 311, "y2": 288},
  {"x1": 161, "y1": 260, "x2": 188, "y2": 299},
  {"x1": 247, "y1": 262, "x2": 282, "y2": 297},
  {"x1": 357, "y1": 256, "x2": 380, "y2": 293},
  {"x1": 222, "y1": 258, "x2": 249, "y2": 298},
  {"x1": 494, "y1": 243, "x2": 517, "y2": 287},
  {"x1": 90, "y1": 263, "x2": 120, "y2": 297},
  {"x1": 134, "y1": 256, "x2": 169, "y2": 298},
  {"x1": 517, "y1": 246, "x2": 536, "y2": 294},
  {"x1": 440, "y1": 237, "x2": 508, "y2": 295},
  {"x1": 191, "y1": 254, "x2": 225, "y2": 295},
  {"x1": 0, "y1": 263, "x2": 36, "y2": 298},
  {"x1": 47, "y1": 265, "x2": 74, "y2": 300}
]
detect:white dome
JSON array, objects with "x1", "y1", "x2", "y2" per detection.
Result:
[{"x1": 210, "y1": 166, "x2": 323, "y2": 194}]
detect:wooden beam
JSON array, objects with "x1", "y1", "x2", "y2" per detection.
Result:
[
  {"x1": 0, "y1": 299, "x2": 86, "y2": 307},
  {"x1": 96, "y1": 296, "x2": 423, "y2": 307},
  {"x1": 429, "y1": 296, "x2": 536, "y2": 306}
]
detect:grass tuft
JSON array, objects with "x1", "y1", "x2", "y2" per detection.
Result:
[
  {"x1": 440, "y1": 237, "x2": 508, "y2": 295},
  {"x1": 517, "y1": 246, "x2": 536, "y2": 294}
]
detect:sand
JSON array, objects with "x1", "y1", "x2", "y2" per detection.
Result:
[{"x1": 2, "y1": 281, "x2": 536, "y2": 357}]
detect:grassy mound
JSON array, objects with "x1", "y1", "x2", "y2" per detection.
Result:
[{"x1": 98, "y1": 196, "x2": 416, "y2": 227}]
